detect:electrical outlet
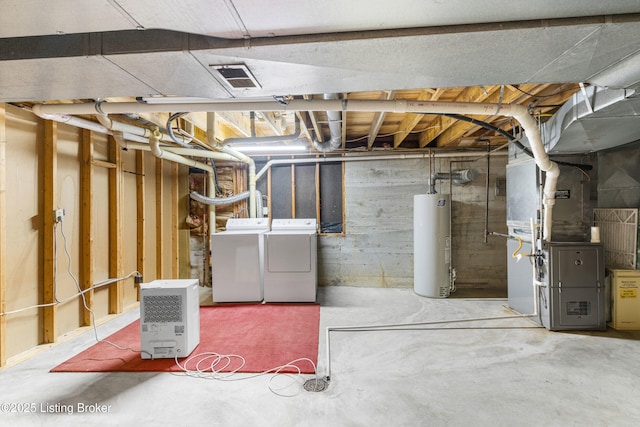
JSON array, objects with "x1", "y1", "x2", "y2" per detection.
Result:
[{"x1": 54, "y1": 208, "x2": 65, "y2": 223}]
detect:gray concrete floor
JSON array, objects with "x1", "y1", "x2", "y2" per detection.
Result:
[{"x1": 1, "y1": 286, "x2": 640, "y2": 427}]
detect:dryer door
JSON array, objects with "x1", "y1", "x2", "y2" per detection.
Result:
[{"x1": 266, "y1": 234, "x2": 311, "y2": 272}]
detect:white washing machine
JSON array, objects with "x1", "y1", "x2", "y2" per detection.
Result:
[
  {"x1": 210, "y1": 218, "x2": 270, "y2": 303},
  {"x1": 263, "y1": 218, "x2": 318, "y2": 302}
]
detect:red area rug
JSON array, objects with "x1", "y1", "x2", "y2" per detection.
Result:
[{"x1": 51, "y1": 304, "x2": 320, "y2": 374}]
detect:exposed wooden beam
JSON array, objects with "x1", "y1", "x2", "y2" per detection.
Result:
[
  {"x1": 267, "y1": 157, "x2": 272, "y2": 221},
  {"x1": 43, "y1": 120, "x2": 57, "y2": 343},
  {"x1": 525, "y1": 83, "x2": 581, "y2": 113},
  {"x1": 418, "y1": 85, "x2": 499, "y2": 147},
  {"x1": 394, "y1": 89, "x2": 442, "y2": 147},
  {"x1": 177, "y1": 164, "x2": 190, "y2": 279},
  {"x1": 216, "y1": 112, "x2": 253, "y2": 137},
  {"x1": 435, "y1": 84, "x2": 544, "y2": 147},
  {"x1": 171, "y1": 162, "x2": 179, "y2": 277},
  {"x1": 108, "y1": 136, "x2": 124, "y2": 314},
  {"x1": 91, "y1": 159, "x2": 116, "y2": 169},
  {"x1": 257, "y1": 112, "x2": 283, "y2": 136},
  {"x1": 291, "y1": 163, "x2": 296, "y2": 218},
  {"x1": 457, "y1": 136, "x2": 509, "y2": 147},
  {"x1": 315, "y1": 162, "x2": 321, "y2": 222},
  {"x1": 0, "y1": 104, "x2": 6, "y2": 366},
  {"x1": 367, "y1": 90, "x2": 395, "y2": 149},
  {"x1": 80, "y1": 129, "x2": 94, "y2": 326},
  {"x1": 156, "y1": 158, "x2": 164, "y2": 278},
  {"x1": 135, "y1": 150, "x2": 145, "y2": 297},
  {"x1": 295, "y1": 111, "x2": 312, "y2": 142}
]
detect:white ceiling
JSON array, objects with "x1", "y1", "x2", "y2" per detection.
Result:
[
  {"x1": 4, "y1": 0, "x2": 640, "y2": 38},
  {"x1": 3, "y1": 1, "x2": 640, "y2": 152},
  {"x1": 2, "y1": 1, "x2": 640, "y2": 103}
]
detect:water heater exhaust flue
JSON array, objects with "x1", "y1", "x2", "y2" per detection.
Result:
[{"x1": 414, "y1": 194, "x2": 451, "y2": 298}]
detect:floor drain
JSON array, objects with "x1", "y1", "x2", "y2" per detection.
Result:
[{"x1": 303, "y1": 377, "x2": 329, "y2": 392}]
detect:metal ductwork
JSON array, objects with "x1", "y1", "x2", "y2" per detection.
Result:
[
  {"x1": 537, "y1": 85, "x2": 639, "y2": 154},
  {"x1": 313, "y1": 94, "x2": 343, "y2": 152}
]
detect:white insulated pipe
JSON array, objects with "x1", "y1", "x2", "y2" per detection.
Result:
[
  {"x1": 33, "y1": 99, "x2": 559, "y2": 237},
  {"x1": 254, "y1": 151, "x2": 506, "y2": 182},
  {"x1": 32, "y1": 111, "x2": 149, "y2": 143},
  {"x1": 148, "y1": 128, "x2": 213, "y2": 173},
  {"x1": 32, "y1": 99, "x2": 513, "y2": 115},
  {"x1": 96, "y1": 114, "x2": 191, "y2": 146},
  {"x1": 122, "y1": 142, "x2": 239, "y2": 163},
  {"x1": 32, "y1": 110, "x2": 250, "y2": 230}
]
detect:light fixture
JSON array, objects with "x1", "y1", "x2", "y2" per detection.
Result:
[
  {"x1": 137, "y1": 96, "x2": 278, "y2": 104},
  {"x1": 138, "y1": 96, "x2": 220, "y2": 104}
]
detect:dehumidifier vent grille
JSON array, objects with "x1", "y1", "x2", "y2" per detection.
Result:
[{"x1": 142, "y1": 295, "x2": 183, "y2": 323}]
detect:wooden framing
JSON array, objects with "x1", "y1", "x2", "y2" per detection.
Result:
[
  {"x1": 315, "y1": 161, "x2": 321, "y2": 222},
  {"x1": 80, "y1": 129, "x2": 94, "y2": 325},
  {"x1": 171, "y1": 162, "x2": 179, "y2": 277},
  {"x1": 0, "y1": 104, "x2": 6, "y2": 365},
  {"x1": 267, "y1": 157, "x2": 272, "y2": 219},
  {"x1": 108, "y1": 136, "x2": 123, "y2": 314},
  {"x1": 434, "y1": 84, "x2": 543, "y2": 147},
  {"x1": 233, "y1": 164, "x2": 247, "y2": 217},
  {"x1": 136, "y1": 150, "x2": 145, "y2": 293},
  {"x1": 91, "y1": 159, "x2": 116, "y2": 169},
  {"x1": 155, "y1": 157, "x2": 164, "y2": 278},
  {"x1": 43, "y1": 120, "x2": 57, "y2": 343},
  {"x1": 177, "y1": 164, "x2": 190, "y2": 279},
  {"x1": 418, "y1": 85, "x2": 497, "y2": 147},
  {"x1": 291, "y1": 161, "x2": 296, "y2": 218},
  {"x1": 393, "y1": 89, "x2": 437, "y2": 147}
]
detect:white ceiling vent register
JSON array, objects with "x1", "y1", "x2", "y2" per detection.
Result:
[{"x1": 211, "y1": 64, "x2": 261, "y2": 90}]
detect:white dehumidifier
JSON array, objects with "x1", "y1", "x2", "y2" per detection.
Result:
[{"x1": 140, "y1": 279, "x2": 200, "y2": 359}]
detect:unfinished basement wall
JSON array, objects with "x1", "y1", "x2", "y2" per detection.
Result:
[
  {"x1": 318, "y1": 155, "x2": 508, "y2": 296},
  {"x1": 448, "y1": 155, "x2": 508, "y2": 296},
  {"x1": 0, "y1": 104, "x2": 187, "y2": 365}
]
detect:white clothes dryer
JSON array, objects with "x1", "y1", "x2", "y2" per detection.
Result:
[{"x1": 263, "y1": 218, "x2": 318, "y2": 302}]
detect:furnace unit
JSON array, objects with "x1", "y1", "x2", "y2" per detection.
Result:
[
  {"x1": 506, "y1": 148, "x2": 605, "y2": 330},
  {"x1": 536, "y1": 242, "x2": 606, "y2": 331}
]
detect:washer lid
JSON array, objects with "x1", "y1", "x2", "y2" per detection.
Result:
[{"x1": 225, "y1": 217, "x2": 271, "y2": 231}]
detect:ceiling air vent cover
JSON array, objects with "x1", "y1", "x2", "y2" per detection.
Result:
[{"x1": 211, "y1": 64, "x2": 261, "y2": 90}]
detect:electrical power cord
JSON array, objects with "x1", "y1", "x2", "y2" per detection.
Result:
[
  {"x1": 4, "y1": 217, "x2": 320, "y2": 394},
  {"x1": 56, "y1": 219, "x2": 149, "y2": 357},
  {"x1": 173, "y1": 352, "x2": 320, "y2": 397},
  {"x1": 0, "y1": 215, "x2": 147, "y2": 356}
]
